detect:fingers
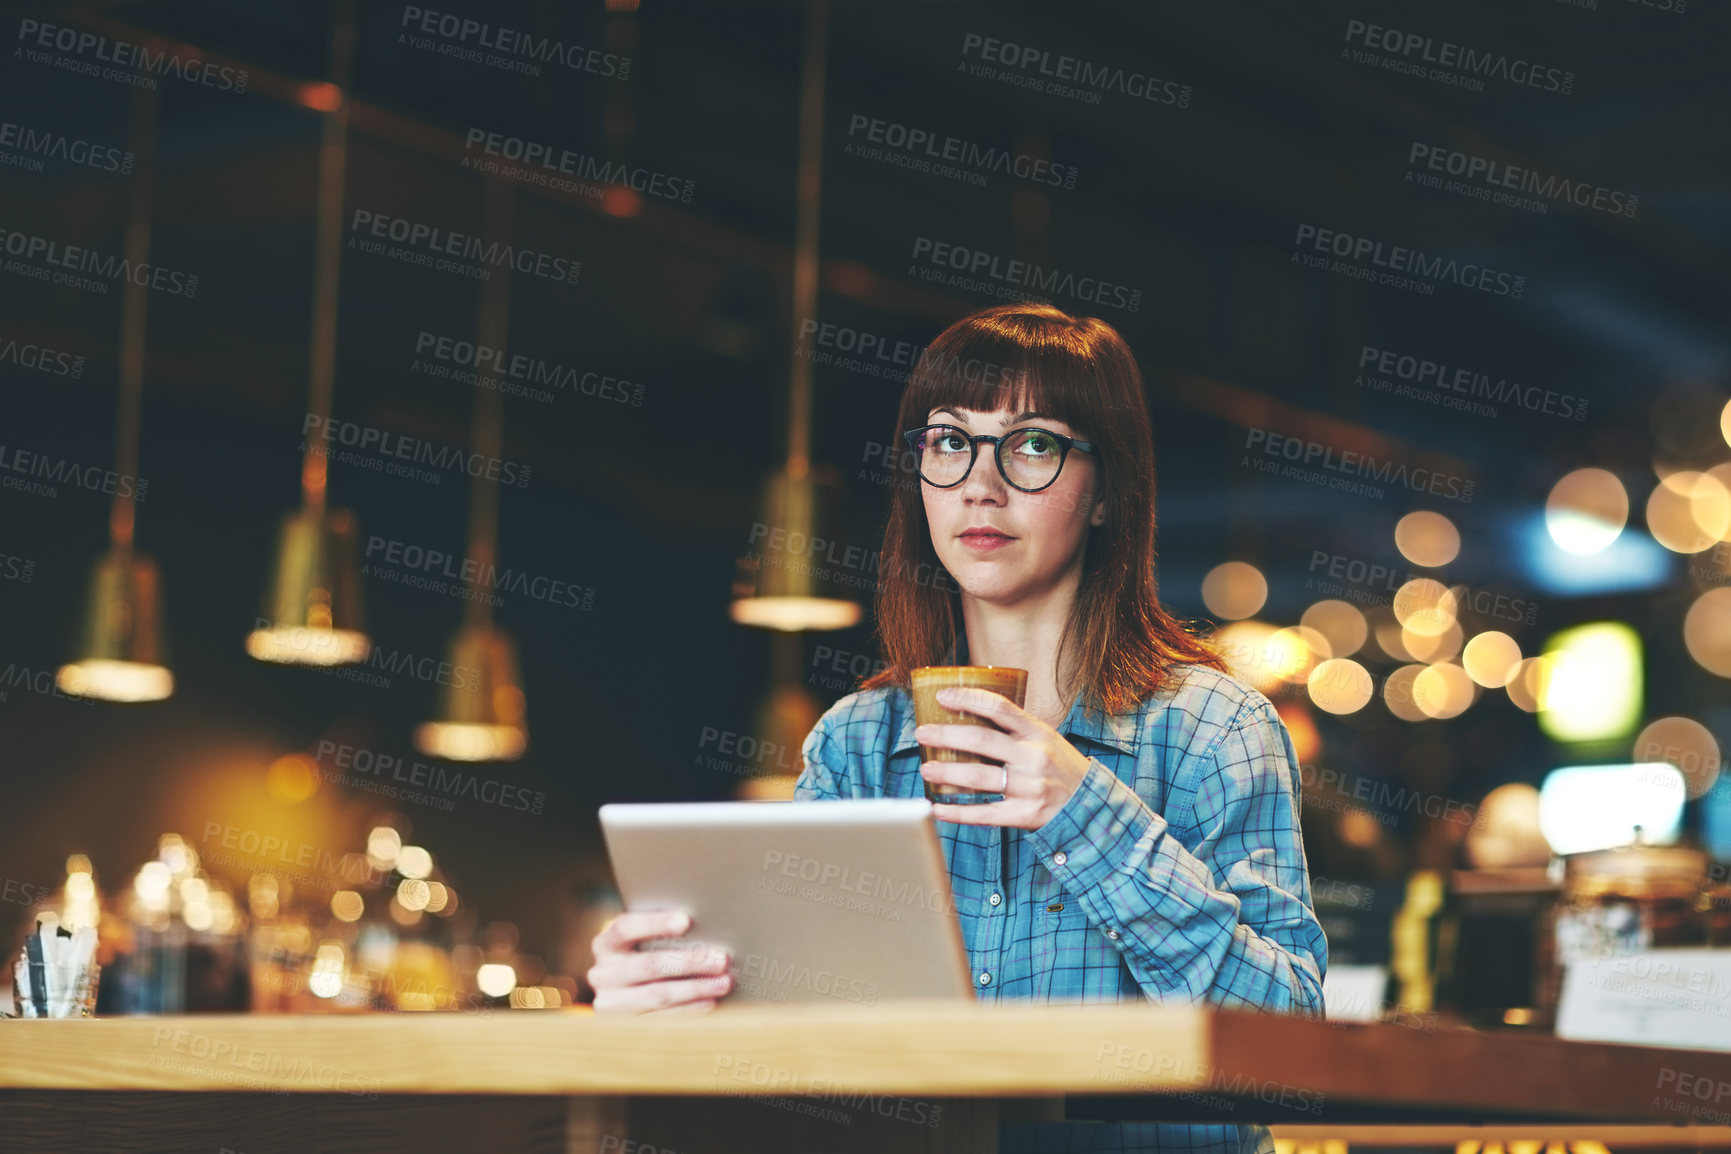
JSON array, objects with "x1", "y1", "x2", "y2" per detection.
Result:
[
  {"x1": 915, "y1": 722, "x2": 1016, "y2": 762},
  {"x1": 590, "y1": 973, "x2": 734, "y2": 1015},
  {"x1": 594, "y1": 909, "x2": 690, "y2": 957},
  {"x1": 935, "y1": 686, "x2": 1032, "y2": 731},
  {"x1": 929, "y1": 800, "x2": 1018, "y2": 827},
  {"x1": 920, "y1": 759, "x2": 1007, "y2": 794}
]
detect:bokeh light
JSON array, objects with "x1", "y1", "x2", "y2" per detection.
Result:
[
  {"x1": 476, "y1": 963, "x2": 517, "y2": 998},
  {"x1": 1546, "y1": 468, "x2": 1628, "y2": 554},
  {"x1": 1392, "y1": 578, "x2": 1458, "y2": 637},
  {"x1": 1301, "y1": 600, "x2": 1368, "y2": 658},
  {"x1": 1383, "y1": 664, "x2": 1429, "y2": 722},
  {"x1": 1505, "y1": 655, "x2": 1553, "y2": 712},
  {"x1": 1685, "y1": 587, "x2": 1731, "y2": 677},
  {"x1": 1201, "y1": 561, "x2": 1268, "y2": 621},
  {"x1": 1403, "y1": 620, "x2": 1463, "y2": 664},
  {"x1": 1646, "y1": 470, "x2": 1731, "y2": 554},
  {"x1": 1538, "y1": 622, "x2": 1643, "y2": 743},
  {"x1": 1412, "y1": 663, "x2": 1476, "y2": 719},
  {"x1": 1394, "y1": 511, "x2": 1461, "y2": 568},
  {"x1": 1633, "y1": 716, "x2": 1722, "y2": 801},
  {"x1": 1216, "y1": 620, "x2": 1312, "y2": 692},
  {"x1": 1462, "y1": 631, "x2": 1522, "y2": 688},
  {"x1": 1308, "y1": 658, "x2": 1373, "y2": 714}
]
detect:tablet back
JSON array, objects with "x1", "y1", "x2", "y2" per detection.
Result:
[{"x1": 599, "y1": 798, "x2": 975, "y2": 1005}]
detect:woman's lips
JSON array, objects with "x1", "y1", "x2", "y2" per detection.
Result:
[{"x1": 959, "y1": 531, "x2": 1014, "y2": 551}]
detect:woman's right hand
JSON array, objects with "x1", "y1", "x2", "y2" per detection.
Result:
[{"x1": 585, "y1": 910, "x2": 734, "y2": 1015}]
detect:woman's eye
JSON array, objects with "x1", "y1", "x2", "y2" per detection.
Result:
[
  {"x1": 1017, "y1": 433, "x2": 1055, "y2": 455},
  {"x1": 929, "y1": 429, "x2": 968, "y2": 453}
]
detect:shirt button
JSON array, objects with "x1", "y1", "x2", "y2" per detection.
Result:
[
  {"x1": 988, "y1": 892, "x2": 1002, "y2": 907},
  {"x1": 1052, "y1": 851, "x2": 1068, "y2": 867},
  {"x1": 1106, "y1": 929, "x2": 1120, "y2": 940},
  {"x1": 978, "y1": 972, "x2": 993, "y2": 986}
]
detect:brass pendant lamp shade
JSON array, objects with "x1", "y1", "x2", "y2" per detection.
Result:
[
  {"x1": 412, "y1": 176, "x2": 527, "y2": 762},
  {"x1": 59, "y1": 81, "x2": 173, "y2": 703},
  {"x1": 413, "y1": 622, "x2": 527, "y2": 762},
  {"x1": 57, "y1": 547, "x2": 173, "y2": 702},
  {"x1": 730, "y1": 465, "x2": 862, "y2": 632},
  {"x1": 246, "y1": 506, "x2": 369, "y2": 666},
  {"x1": 729, "y1": 1, "x2": 857, "y2": 634},
  {"x1": 250, "y1": 0, "x2": 369, "y2": 667}
]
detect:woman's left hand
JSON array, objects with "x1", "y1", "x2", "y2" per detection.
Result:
[{"x1": 916, "y1": 686, "x2": 1094, "y2": 829}]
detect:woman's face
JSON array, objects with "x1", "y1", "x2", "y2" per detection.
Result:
[{"x1": 918, "y1": 404, "x2": 1105, "y2": 606}]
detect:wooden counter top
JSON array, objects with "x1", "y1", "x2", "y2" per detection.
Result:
[{"x1": 4, "y1": 1003, "x2": 1730, "y2": 1126}]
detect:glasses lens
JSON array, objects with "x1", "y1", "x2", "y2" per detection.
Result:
[
  {"x1": 917, "y1": 425, "x2": 973, "y2": 485},
  {"x1": 1001, "y1": 429, "x2": 1064, "y2": 490}
]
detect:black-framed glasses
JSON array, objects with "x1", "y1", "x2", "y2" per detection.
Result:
[{"x1": 901, "y1": 424, "x2": 1096, "y2": 493}]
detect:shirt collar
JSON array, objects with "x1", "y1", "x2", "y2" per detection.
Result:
[{"x1": 889, "y1": 633, "x2": 1141, "y2": 758}]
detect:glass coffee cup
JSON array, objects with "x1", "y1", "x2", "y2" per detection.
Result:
[{"x1": 910, "y1": 665, "x2": 1028, "y2": 805}]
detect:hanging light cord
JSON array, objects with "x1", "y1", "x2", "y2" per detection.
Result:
[
  {"x1": 110, "y1": 80, "x2": 160, "y2": 556},
  {"x1": 785, "y1": 0, "x2": 828, "y2": 480},
  {"x1": 463, "y1": 177, "x2": 512, "y2": 628},
  {"x1": 300, "y1": 0, "x2": 356, "y2": 519}
]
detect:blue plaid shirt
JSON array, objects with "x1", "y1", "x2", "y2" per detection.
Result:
[{"x1": 795, "y1": 661, "x2": 1327, "y2": 1154}]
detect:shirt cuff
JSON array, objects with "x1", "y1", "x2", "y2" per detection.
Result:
[{"x1": 1027, "y1": 755, "x2": 1158, "y2": 892}]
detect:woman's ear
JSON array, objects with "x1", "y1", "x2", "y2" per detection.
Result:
[{"x1": 1090, "y1": 499, "x2": 1106, "y2": 527}]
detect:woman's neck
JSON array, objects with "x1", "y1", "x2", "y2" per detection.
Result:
[{"x1": 959, "y1": 568, "x2": 1083, "y2": 729}]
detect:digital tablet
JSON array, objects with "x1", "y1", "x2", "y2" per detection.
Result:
[{"x1": 598, "y1": 797, "x2": 975, "y2": 1006}]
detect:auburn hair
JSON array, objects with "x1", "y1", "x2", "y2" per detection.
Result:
[{"x1": 857, "y1": 302, "x2": 1223, "y2": 720}]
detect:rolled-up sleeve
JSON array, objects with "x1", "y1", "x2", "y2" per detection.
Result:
[{"x1": 1026, "y1": 698, "x2": 1327, "y2": 1016}]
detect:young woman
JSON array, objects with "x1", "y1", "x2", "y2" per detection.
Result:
[{"x1": 589, "y1": 303, "x2": 1327, "y2": 1153}]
